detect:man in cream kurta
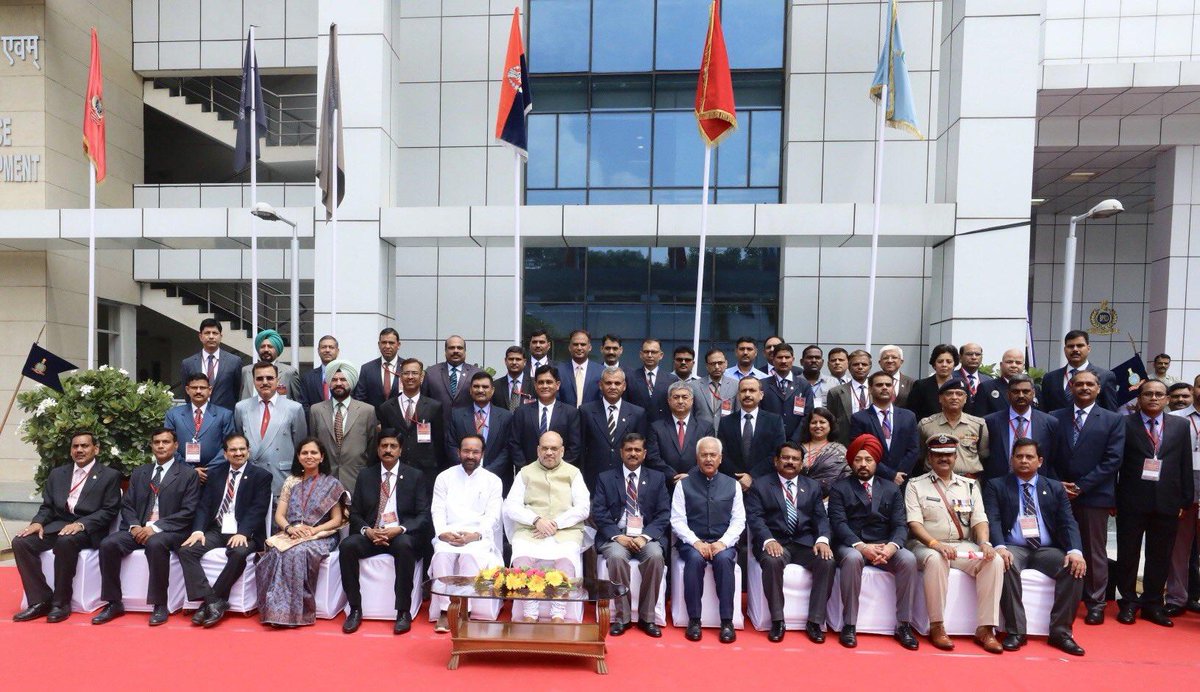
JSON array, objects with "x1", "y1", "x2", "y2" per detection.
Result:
[
  {"x1": 503, "y1": 431, "x2": 591, "y2": 622},
  {"x1": 429, "y1": 434, "x2": 504, "y2": 630}
]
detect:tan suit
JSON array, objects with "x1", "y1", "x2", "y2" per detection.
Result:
[
  {"x1": 309, "y1": 398, "x2": 379, "y2": 493},
  {"x1": 904, "y1": 472, "x2": 1003, "y2": 627}
]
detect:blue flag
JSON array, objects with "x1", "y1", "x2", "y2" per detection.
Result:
[
  {"x1": 1110, "y1": 353, "x2": 1149, "y2": 406},
  {"x1": 234, "y1": 29, "x2": 267, "y2": 173},
  {"x1": 22, "y1": 343, "x2": 78, "y2": 393},
  {"x1": 869, "y1": 0, "x2": 923, "y2": 139}
]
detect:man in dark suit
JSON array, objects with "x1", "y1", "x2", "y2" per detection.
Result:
[
  {"x1": 164, "y1": 373, "x2": 236, "y2": 482},
  {"x1": 507, "y1": 364, "x2": 582, "y2": 470},
  {"x1": 579, "y1": 366, "x2": 648, "y2": 489},
  {"x1": 557, "y1": 329, "x2": 604, "y2": 408},
  {"x1": 970, "y1": 348, "x2": 1042, "y2": 417},
  {"x1": 492, "y1": 345, "x2": 534, "y2": 412},
  {"x1": 13, "y1": 431, "x2": 122, "y2": 623},
  {"x1": 826, "y1": 349, "x2": 873, "y2": 444},
  {"x1": 592, "y1": 433, "x2": 670, "y2": 638},
  {"x1": 624, "y1": 338, "x2": 679, "y2": 423},
  {"x1": 717, "y1": 376, "x2": 787, "y2": 489},
  {"x1": 982, "y1": 374, "x2": 1059, "y2": 480},
  {"x1": 1040, "y1": 330, "x2": 1119, "y2": 412},
  {"x1": 1050, "y1": 369, "x2": 1126, "y2": 624},
  {"x1": 525, "y1": 329, "x2": 555, "y2": 380},
  {"x1": 746, "y1": 441, "x2": 836, "y2": 643},
  {"x1": 827, "y1": 434, "x2": 919, "y2": 650},
  {"x1": 93, "y1": 429, "x2": 200, "y2": 626},
  {"x1": 757, "y1": 343, "x2": 815, "y2": 440},
  {"x1": 849, "y1": 371, "x2": 920, "y2": 485},
  {"x1": 422, "y1": 335, "x2": 481, "y2": 423},
  {"x1": 984, "y1": 438, "x2": 1087, "y2": 656},
  {"x1": 878, "y1": 345, "x2": 915, "y2": 409},
  {"x1": 295, "y1": 334, "x2": 339, "y2": 416},
  {"x1": 1114, "y1": 379, "x2": 1194, "y2": 627},
  {"x1": 447, "y1": 371, "x2": 515, "y2": 490},
  {"x1": 377, "y1": 358, "x2": 446, "y2": 497},
  {"x1": 341, "y1": 431, "x2": 431, "y2": 635},
  {"x1": 955, "y1": 342, "x2": 992, "y2": 412},
  {"x1": 178, "y1": 433, "x2": 272, "y2": 627},
  {"x1": 353, "y1": 327, "x2": 402, "y2": 408},
  {"x1": 647, "y1": 381, "x2": 715, "y2": 482},
  {"x1": 179, "y1": 317, "x2": 242, "y2": 411}
]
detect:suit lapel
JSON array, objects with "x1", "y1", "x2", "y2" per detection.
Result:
[{"x1": 158, "y1": 462, "x2": 184, "y2": 493}]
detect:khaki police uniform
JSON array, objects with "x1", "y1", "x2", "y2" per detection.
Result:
[{"x1": 917, "y1": 412, "x2": 989, "y2": 476}]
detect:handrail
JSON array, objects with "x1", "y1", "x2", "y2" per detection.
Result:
[
  {"x1": 167, "y1": 281, "x2": 315, "y2": 346},
  {"x1": 153, "y1": 77, "x2": 317, "y2": 147}
]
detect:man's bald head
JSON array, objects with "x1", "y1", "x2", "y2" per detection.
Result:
[{"x1": 537, "y1": 431, "x2": 565, "y2": 469}]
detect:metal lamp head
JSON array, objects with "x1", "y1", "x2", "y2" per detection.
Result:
[
  {"x1": 250, "y1": 201, "x2": 280, "y2": 222},
  {"x1": 1085, "y1": 198, "x2": 1124, "y2": 220}
]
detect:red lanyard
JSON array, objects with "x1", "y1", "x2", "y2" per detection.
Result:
[
  {"x1": 68, "y1": 470, "x2": 88, "y2": 495},
  {"x1": 1009, "y1": 415, "x2": 1028, "y2": 439}
]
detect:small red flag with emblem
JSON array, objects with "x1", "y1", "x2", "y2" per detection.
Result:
[
  {"x1": 82, "y1": 27, "x2": 106, "y2": 182},
  {"x1": 695, "y1": 0, "x2": 737, "y2": 147}
]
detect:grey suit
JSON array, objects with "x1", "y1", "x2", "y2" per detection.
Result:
[
  {"x1": 234, "y1": 395, "x2": 308, "y2": 494},
  {"x1": 689, "y1": 376, "x2": 738, "y2": 430},
  {"x1": 309, "y1": 398, "x2": 379, "y2": 493},
  {"x1": 422, "y1": 361, "x2": 481, "y2": 422},
  {"x1": 826, "y1": 379, "x2": 872, "y2": 445},
  {"x1": 239, "y1": 362, "x2": 301, "y2": 401}
]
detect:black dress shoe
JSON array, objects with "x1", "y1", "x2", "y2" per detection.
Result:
[
  {"x1": 894, "y1": 623, "x2": 919, "y2": 650},
  {"x1": 805, "y1": 621, "x2": 825, "y2": 644},
  {"x1": 1142, "y1": 609, "x2": 1174, "y2": 627},
  {"x1": 1116, "y1": 605, "x2": 1137, "y2": 625},
  {"x1": 719, "y1": 621, "x2": 736, "y2": 644},
  {"x1": 394, "y1": 611, "x2": 412, "y2": 635},
  {"x1": 839, "y1": 625, "x2": 857, "y2": 648},
  {"x1": 685, "y1": 619, "x2": 702, "y2": 641},
  {"x1": 13, "y1": 602, "x2": 50, "y2": 622},
  {"x1": 768, "y1": 620, "x2": 785, "y2": 643},
  {"x1": 342, "y1": 608, "x2": 362, "y2": 634},
  {"x1": 1084, "y1": 605, "x2": 1105, "y2": 625},
  {"x1": 637, "y1": 620, "x2": 662, "y2": 638},
  {"x1": 1002, "y1": 633, "x2": 1027, "y2": 651},
  {"x1": 1048, "y1": 634, "x2": 1086, "y2": 656},
  {"x1": 1164, "y1": 604, "x2": 1184, "y2": 617},
  {"x1": 191, "y1": 604, "x2": 211, "y2": 626},
  {"x1": 1186, "y1": 600, "x2": 1200, "y2": 613},
  {"x1": 91, "y1": 602, "x2": 125, "y2": 625},
  {"x1": 609, "y1": 621, "x2": 628, "y2": 636},
  {"x1": 149, "y1": 605, "x2": 169, "y2": 626},
  {"x1": 202, "y1": 599, "x2": 228, "y2": 628},
  {"x1": 46, "y1": 606, "x2": 71, "y2": 623}
]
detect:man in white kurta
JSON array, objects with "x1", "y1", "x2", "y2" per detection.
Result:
[
  {"x1": 503, "y1": 431, "x2": 591, "y2": 622},
  {"x1": 429, "y1": 434, "x2": 504, "y2": 630}
]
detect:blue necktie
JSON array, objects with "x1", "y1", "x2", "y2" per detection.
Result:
[
  {"x1": 449, "y1": 366, "x2": 459, "y2": 398},
  {"x1": 1021, "y1": 482, "x2": 1041, "y2": 550},
  {"x1": 539, "y1": 406, "x2": 548, "y2": 435}
]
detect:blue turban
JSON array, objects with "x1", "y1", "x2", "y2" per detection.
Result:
[{"x1": 254, "y1": 329, "x2": 285, "y2": 356}]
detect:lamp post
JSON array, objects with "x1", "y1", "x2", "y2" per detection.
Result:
[
  {"x1": 1059, "y1": 198, "x2": 1123, "y2": 366},
  {"x1": 250, "y1": 202, "x2": 301, "y2": 368}
]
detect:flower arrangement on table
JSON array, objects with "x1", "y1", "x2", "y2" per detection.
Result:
[{"x1": 475, "y1": 566, "x2": 573, "y2": 596}]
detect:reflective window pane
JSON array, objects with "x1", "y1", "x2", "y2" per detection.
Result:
[
  {"x1": 525, "y1": 249, "x2": 585, "y2": 302},
  {"x1": 655, "y1": 0, "x2": 710, "y2": 70},
  {"x1": 589, "y1": 189, "x2": 651, "y2": 205},
  {"x1": 722, "y1": 0, "x2": 785, "y2": 69},
  {"x1": 592, "y1": 0, "x2": 654, "y2": 72},
  {"x1": 715, "y1": 122, "x2": 748, "y2": 187},
  {"x1": 534, "y1": 76, "x2": 589, "y2": 113},
  {"x1": 527, "y1": 189, "x2": 586, "y2": 205},
  {"x1": 716, "y1": 188, "x2": 778, "y2": 204},
  {"x1": 749, "y1": 110, "x2": 781, "y2": 187},
  {"x1": 592, "y1": 75, "x2": 652, "y2": 110},
  {"x1": 589, "y1": 113, "x2": 651, "y2": 188},
  {"x1": 586, "y1": 305, "x2": 647, "y2": 345},
  {"x1": 652, "y1": 188, "x2": 711, "y2": 205},
  {"x1": 587, "y1": 248, "x2": 649, "y2": 300},
  {"x1": 529, "y1": 0, "x2": 591, "y2": 73},
  {"x1": 527, "y1": 115, "x2": 557, "y2": 188},
  {"x1": 653, "y1": 111, "x2": 706, "y2": 188},
  {"x1": 558, "y1": 114, "x2": 588, "y2": 187},
  {"x1": 525, "y1": 304, "x2": 585, "y2": 347}
]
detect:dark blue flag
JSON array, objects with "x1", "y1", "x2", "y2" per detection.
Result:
[
  {"x1": 234, "y1": 29, "x2": 267, "y2": 173},
  {"x1": 22, "y1": 343, "x2": 79, "y2": 393},
  {"x1": 1110, "y1": 353, "x2": 1149, "y2": 405}
]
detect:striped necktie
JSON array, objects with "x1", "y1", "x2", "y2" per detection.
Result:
[
  {"x1": 783, "y1": 480, "x2": 798, "y2": 532},
  {"x1": 625, "y1": 472, "x2": 638, "y2": 516},
  {"x1": 217, "y1": 470, "x2": 240, "y2": 520},
  {"x1": 1021, "y1": 481, "x2": 1041, "y2": 550}
]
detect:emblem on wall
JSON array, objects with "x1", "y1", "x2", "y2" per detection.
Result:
[{"x1": 1088, "y1": 300, "x2": 1118, "y2": 335}]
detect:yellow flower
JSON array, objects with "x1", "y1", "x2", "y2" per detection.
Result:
[
  {"x1": 545, "y1": 570, "x2": 565, "y2": 587},
  {"x1": 526, "y1": 575, "x2": 547, "y2": 593},
  {"x1": 505, "y1": 572, "x2": 527, "y2": 590},
  {"x1": 478, "y1": 566, "x2": 498, "y2": 581}
]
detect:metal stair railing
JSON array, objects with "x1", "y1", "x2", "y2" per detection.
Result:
[
  {"x1": 152, "y1": 281, "x2": 315, "y2": 347},
  {"x1": 152, "y1": 77, "x2": 317, "y2": 147}
]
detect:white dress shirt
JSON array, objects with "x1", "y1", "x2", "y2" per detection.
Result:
[{"x1": 670, "y1": 476, "x2": 745, "y2": 548}]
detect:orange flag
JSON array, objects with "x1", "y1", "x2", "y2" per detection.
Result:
[
  {"x1": 82, "y1": 27, "x2": 106, "y2": 182},
  {"x1": 694, "y1": 0, "x2": 737, "y2": 147}
]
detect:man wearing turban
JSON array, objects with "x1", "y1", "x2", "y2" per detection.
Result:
[
  {"x1": 239, "y1": 329, "x2": 301, "y2": 401},
  {"x1": 308, "y1": 359, "x2": 379, "y2": 493},
  {"x1": 826, "y1": 434, "x2": 920, "y2": 650}
]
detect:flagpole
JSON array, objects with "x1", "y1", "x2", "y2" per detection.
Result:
[
  {"x1": 512, "y1": 150, "x2": 523, "y2": 346},
  {"x1": 87, "y1": 161, "x2": 96, "y2": 370},
  {"x1": 249, "y1": 25, "x2": 259, "y2": 338},
  {"x1": 330, "y1": 105, "x2": 338, "y2": 338},
  {"x1": 692, "y1": 147, "x2": 712, "y2": 358},
  {"x1": 864, "y1": 84, "x2": 887, "y2": 356}
]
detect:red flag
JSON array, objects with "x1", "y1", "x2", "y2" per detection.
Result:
[
  {"x1": 494, "y1": 8, "x2": 532, "y2": 157},
  {"x1": 82, "y1": 27, "x2": 106, "y2": 182},
  {"x1": 695, "y1": 0, "x2": 737, "y2": 147}
]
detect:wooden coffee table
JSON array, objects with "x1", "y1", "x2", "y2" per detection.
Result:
[{"x1": 429, "y1": 576, "x2": 628, "y2": 674}]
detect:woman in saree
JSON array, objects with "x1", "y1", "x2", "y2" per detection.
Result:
[{"x1": 796, "y1": 407, "x2": 850, "y2": 498}]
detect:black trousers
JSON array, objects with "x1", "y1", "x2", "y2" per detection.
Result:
[
  {"x1": 98, "y1": 530, "x2": 187, "y2": 605},
  {"x1": 1115, "y1": 507, "x2": 1178, "y2": 612},
  {"x1": 754, "y1": 540, "x2": 836, "y2": 624},
  {"x1": 338, "y1": 532, "x2": 419, "y2": 613},
  {"x1": 177, "y1": 526, "x2": 260, "y2": 602},
  {"x1": 12, "y1": 530, "x2": 96, "y2": 607},
  {"x1": 999, "y1": 545, "x2": 1083, "y2": 639}
]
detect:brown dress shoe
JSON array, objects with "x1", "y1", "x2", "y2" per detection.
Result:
[
  {"x1": 928, "y1": 621, "x2": 954, "y2": 650},
  {"x1": 974, "y1": 626, "x2": 1003, "y2": 654}
]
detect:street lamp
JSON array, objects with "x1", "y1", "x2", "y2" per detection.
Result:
[
  {"x1": 250, "y1": 202, "x2": 301, "y2": 369},
  {"x1": 1058, "y1": 198, "x2": 1123, "y2": 366}
]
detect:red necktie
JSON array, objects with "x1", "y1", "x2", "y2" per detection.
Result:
[
  {"x1": 383, "y1": 364, "x2": 393, "y2": 398},
  {"x1": 323, "y1": 379, "x2": 330, "y2": 400},
  {"x1": 206, "y1": 354, "x2": 216, "y2": 380},
  {"x1": 193, "y1": 407, "x2": 203, "y2": 434},
  {"x1": 863, "y1": 480, "x2": 873, "y2": 504},
  {"x1": 677, "y1": 420, "x2": 686, "y2": 449},
  {"x1": 260, "y1": 400, "x2": 271, "y2": 437}
]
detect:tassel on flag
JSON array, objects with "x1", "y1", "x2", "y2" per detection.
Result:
[
  {"x1": 494, "y1": 8, "x2": 532, "y2": 157},
  {"x1": 694, "y1": 0, "x2": 737, "y2": 147},
  {"x1": 82, "y1": 28, "x2": 105, "y2": 182},
  {"x1": 869, "y1": 0, "x2": 923, "y2": 139}
]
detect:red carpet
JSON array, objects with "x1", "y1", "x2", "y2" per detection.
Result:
[{"x1": 1, "y1": 565, "x2": 1197, "y2": 691}]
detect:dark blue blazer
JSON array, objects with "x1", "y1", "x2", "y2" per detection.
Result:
[
  {"x1": 578, "y1": 400, "x2": 648, "y2": 489},
  {"x1": 1049, "y1": 405, "x2": 1125, "y2": 508},
  {"x1": 295, "y1": 365, "x2": 329, "y2": 416},
  {"x1": 191, "y1": 462, "x2": 272, "y2": 543},
  {"x1": 848, "y1": 405, "x2": 920, "y2": 480},
  {"x1": 646, "y1": 416, "x2": 714, "y2": 479},
  {"x1": 446, "y1": 404, "x2": 515, "y2": 490},
  {"x1": 756, "y1": 374, "x2": 815, "y2": 440},
  {"x1": 556, "y1": 360, "x2": 604, "y2": 408},
  {"x1": 983, "y1": 474, "x2": 1082, "y2": 552},
  {"x1": 826, "y1": 475, "x2": 907, "y2": 549},
  {"x1": 622, "y1": 367, "x2": 678, "y2": 423},
  {"x1": 180, "y1": 349, "x2": 242, "y2": 411},
  {"x1": 1040, "y1": 364, "x2": 1119, "y2": 412},
  {"x1": 717, "y1": 408, "x2": 786, "y2": 479},
  {"x1": 507, "y1": 401, "x2": 582, "y2": 470},
  {"x1": 163, "y1": 402, "x2": 235, "y2": 468},
  {"x1": 352, "y1": 357, "x2": 401, "y2": 409},
  {"x1": 119, "y1": 461, "x2": 199, "y2": 535},
  {"x1": 745, "y1": 473, "x2": 829, "y2": 555},
  {"x1": 968, "y1": 377, "x2": 1044, "y2": 417},
  {"x1": 982, "y1": 408, "x2": 1060, "y2": 480},
  {"x1": 591, "y1": 466, "x2": 671, "y2": 549}
]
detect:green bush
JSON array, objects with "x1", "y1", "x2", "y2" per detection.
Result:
[{"x1": 17, "y1": 366, "x2": 175, "y2": 492}]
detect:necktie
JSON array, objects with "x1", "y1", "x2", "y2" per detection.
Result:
[
  {"x1": 779, "y1": 377, "x2": 790, "y2": 394},
  {"x1": 334, "y1": 403, "x2": 345, "y2": 447},
  {"x1": 677, "y1": 419, "x2": 686, "y2": 449},
  {"x1": 376, "y1": 471, "x2": 393, "y2": 528},
  {"x1": 741, "y1": 413, "x2": 753, "y2": 462},
  {"x1": 539, "y1": 406, "x2": 549, "y2": 435},
  {"x1": 509, "y1": 378, "x2": 520, "y2": 411},
  {"x1": 626, "y1": 472, "x2": 639, "y2": 516},
  {"x1": 475, "y1": 408, "x2": 487, "y2": 437},
  {"x1": 1147, "y1": 418, "x2": 1160, "y2": 452},
  {"x1": 449, "y1": 366, "x2": 459, "y2": 398},
  {"x1": 193, "y1": 407, "x2": 203, "y2": 434},
  {"x1": 968, "y1": 373, "x2": 977, "y2": 396},
  {"x1": 575, "y1": 365, "x2": 585, "y2": 407},
  {"x1": 1016, "y1": 415, "x2": 1027, "y2": 439},
  {"x1": 322, "y1": 367, "x2": 330, "y2": 400},
  {"x1": 857, "y1": 384, "x2": 867, "y2": 410},
  {"x1": 607, "y1": 405, "x2": 618, "y2": 439},
  {"x1": 1066, "y1": 368, "x2": 1078, "y2": 391},
  {"x1": 862, "y1": 480, "x2": 873, "y2": 505},
  {"x1": 783, "y1": 480, "x2": 798, "y2": 532},
  {"x1": 259, "y1": 399, "x2": 271, "y2": 437},
  {"x1": 1073, "y1": 409, "x2": 1084, "y2": 445},
  {"x1": 218, "y1": 469, "x2": 240, "y2": 520},
  {"x1": 383, "y1": 362, "x2": 393, "y2": 397},
  {"x1": 148, "y1": 465, "x2": 164, "y2": 523},
  {"x1": 404, "y1": 397, "x2": 415, "y2": 421},
  {"x1": 1021, "y1": 481, "x2": 1041, "y2": 550},
  {"x1": 646, "y1": 370, "x2": 655, "y2": 395},
  {"x1": 881, "y1": 409, "x2": 892, "y2": 441},
  {"x1": 206, "y1": 354, "x2": 215, "y2": 380}
]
